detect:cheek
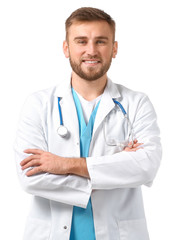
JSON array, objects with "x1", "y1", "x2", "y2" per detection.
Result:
[
  {"x1": 70, "y1": 51, "x2": 83, "y2": 62},
  {"x1": 100, "y1": 46, "x2": 113, "y2": 58},
  {"x1": 102, "y1": 51, "x2": 113, "y2": 61},
  {"x1": 69, "y1": 45, "x2": 85, "y2": 58}
]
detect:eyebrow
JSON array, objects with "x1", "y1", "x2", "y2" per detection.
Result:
[{"x1": 74, "y1": 36, "x2": 109, "y2": 41}]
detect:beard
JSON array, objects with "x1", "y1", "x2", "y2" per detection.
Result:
[{"x1": 69, "y1": 55, "x2": 113, "y2": 81}]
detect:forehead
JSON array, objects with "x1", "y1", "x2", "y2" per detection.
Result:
[{"x1": 67, "y1": 21, "x2": 113, "y2": 40}]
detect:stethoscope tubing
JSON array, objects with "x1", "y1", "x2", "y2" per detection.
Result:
[
  {"x1": 113, "y1": 99, "x2": 127, "y2": 115},
  {"x1": 57, "y1": 97, "x2": 134, "y2": 147},
  {"x1": 58, "y1": 97, "x2": 63, "y2": 125}
]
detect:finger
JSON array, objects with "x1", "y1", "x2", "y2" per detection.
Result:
[
  {"x1": 124, "y1": 148, "x2": 137, "y2": 152},
  {"x1": 128, "y1": 140, "x2": 137, "y2": 148},
  {"x1": 24, "y1": 149, "x2": 44, "y2": 155},
  {"x1": 132, "y1": 143, "x2": 143, "y2": 148},
  {"x1": 125, "y1": 148, "x2": 138, "y2": 152},
  {"x1": 130, "y1": 147, "x2": 144, "y2": 151},
  {"x1": 128, "y1": 143, "x2": 133, "y2": 148},
  {"x1": 20, "y1": 155, "x2": 40, "y2": 166},
  {"x1": 21, "y1": 159, "x2": 41, "y2": 170},
  {"x1": 26, "y1": 167, "x2": 43, "y2": 177},
  {"x1": 128, "y1": 140, "x2": 143, "y2": 148},
  {"x1": 124, "y1": 146, "x2": 143, "y2": 152}
]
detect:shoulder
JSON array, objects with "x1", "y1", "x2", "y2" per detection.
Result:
[
  {"x1": 23, "y1": 84, "x2": 61, "y2": 108},
  {"x1": 109, "y1": 80, "x2": 148, "y2": 102},
  {"x1": 20, "y1": 85, "x2": 59, "y2": 117},
  {"x1": 109, "y1": 80, "x2": 154, "y2": 115},
  {"x1": 28, "y1": 85, "x2": 58, "y2": 102},
  {"x1": 25, "y1": 80, "x2": 70, "y2": 104},
  {"x1": 118, "y1": 83, "x2": 146, "y2": 99}
]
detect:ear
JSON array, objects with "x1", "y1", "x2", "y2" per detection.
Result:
[
  {"x1": 112, "y1": 41, "x2": 118, "y2": 58},
  {"x1": 63, "y1": 40, "x2": 69, "y2": 58}
]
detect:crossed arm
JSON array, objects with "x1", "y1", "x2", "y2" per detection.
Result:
[
  {"x1": 15, "y1": 94, "x2": 161, "y2": 208},
  {"x1": 21, "y1": 140, "x2": 143, "y2": 178}
]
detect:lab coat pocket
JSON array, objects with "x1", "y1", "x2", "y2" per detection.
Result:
[
  {"x1": 118, "y1": 218, "x2": 150, "y2": 240},
  {"x1": 23, "y1": 217, "x2": 51, "y2": 240},
  {"x1": 105, "y1": 110, "x2": 129, "y2": 143}
]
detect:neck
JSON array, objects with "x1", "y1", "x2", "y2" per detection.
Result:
[{"x1": 71, "y1": 72, "x2": 107, "y2": 101}]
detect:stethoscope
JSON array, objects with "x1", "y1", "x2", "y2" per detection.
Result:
[
  {"x1": 57, "y1": 97, "x2": 69, "y2": 137},
  {"x1": 57, "y1": 97, "x2": 134, "y2": 147},
  {"x1": 103, "y1": 99, "x2": 134, "y2": 148}
]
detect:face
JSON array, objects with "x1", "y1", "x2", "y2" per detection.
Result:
[{"x1": 63, "y1": 21, "x2": 118, "y2": 81}]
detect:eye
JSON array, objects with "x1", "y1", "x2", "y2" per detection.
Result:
[
  {"x1": 77, "y1": 40, "x2": 87, "y2": 45},
  {"x1": 96, "y1": 40, "x2": 107, "y2": 45}
]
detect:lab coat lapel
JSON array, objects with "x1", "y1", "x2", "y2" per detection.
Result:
[{"x1": 92, "y1": 79, "x2": 121, "y2": 137}]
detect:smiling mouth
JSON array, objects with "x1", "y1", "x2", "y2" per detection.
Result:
[{"x1": 82, "y1": 60, "x2": 101, "y2": 65}]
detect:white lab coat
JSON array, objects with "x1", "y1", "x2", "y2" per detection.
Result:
[{"x1": 14, "y1": 79, "x2": 162, "y2": 240}]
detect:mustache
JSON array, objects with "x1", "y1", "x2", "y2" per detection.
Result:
[{"x1": 81, "y1": 55, "x2": 102, "y2": 61}]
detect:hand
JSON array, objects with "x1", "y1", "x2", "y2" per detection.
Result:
[
  {"x1": 21, "y1": 149, "x2": 68, "y2": 177},
  {"x1": 124, "y1": 139, "x2": 143, "y2": 152}
]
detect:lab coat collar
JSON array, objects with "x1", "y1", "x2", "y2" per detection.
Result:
[
  {"x1": 54, "y1": 78, "x2": 121, "y2": 99},
  {"x1": 106, "y1": 78, "x2": 121, "y2": 99},
  {"x1": 54, "y1": 78, "x2": 71, "y2": 98}
]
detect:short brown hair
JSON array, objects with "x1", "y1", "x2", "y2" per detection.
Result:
[{"x1": 65, "y1": 7, "x2": 116, "y2": 42}]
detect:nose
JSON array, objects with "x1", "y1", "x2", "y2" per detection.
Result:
[{"x1": 85, "y1": 41, "x2": 98, "y2": 56}]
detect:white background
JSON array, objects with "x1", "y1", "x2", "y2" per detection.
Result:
[{"x1": 0, "y1": 0, "x2": 176, "y2": 239}]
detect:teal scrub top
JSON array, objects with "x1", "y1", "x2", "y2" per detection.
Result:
[{"x1": 69, "y1": 88, "x2": 100, "y2": 240}]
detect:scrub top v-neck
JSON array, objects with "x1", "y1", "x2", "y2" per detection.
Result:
[{"x1": 69, "y1": 88, "x2": 101, "y2": 240}]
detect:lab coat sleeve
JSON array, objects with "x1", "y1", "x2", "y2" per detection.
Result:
[
  {"x1": 86, "y1": 95, "x2": 162, "y2": 189},
  {"x1": 14, "y1": 93, "x2": 91, "y2": 208}
]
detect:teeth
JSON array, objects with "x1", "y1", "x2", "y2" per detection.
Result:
[{"x1": 84, "y1": 61, "x2": 98, "y2": 63}]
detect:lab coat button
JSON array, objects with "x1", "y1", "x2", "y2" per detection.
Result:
[{"x1": 63, "y1": 226, "x2": 67, "y2": 230}]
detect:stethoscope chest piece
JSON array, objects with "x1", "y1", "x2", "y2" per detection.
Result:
[{"x1": 57, "y1": 125, "x2": 68, "y2": 138}]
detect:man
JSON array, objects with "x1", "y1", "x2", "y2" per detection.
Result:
[{"x1": 14, "y1": 7, "x2": 162, "y2": 240}]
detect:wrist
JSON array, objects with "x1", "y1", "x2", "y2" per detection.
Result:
[{"x1": 68, "y1": 157, "x2": 90, "y2": 178}]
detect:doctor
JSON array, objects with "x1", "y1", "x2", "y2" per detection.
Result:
[{"x1": 14, "y1": 7, "x2": 162, "y2": 240}]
